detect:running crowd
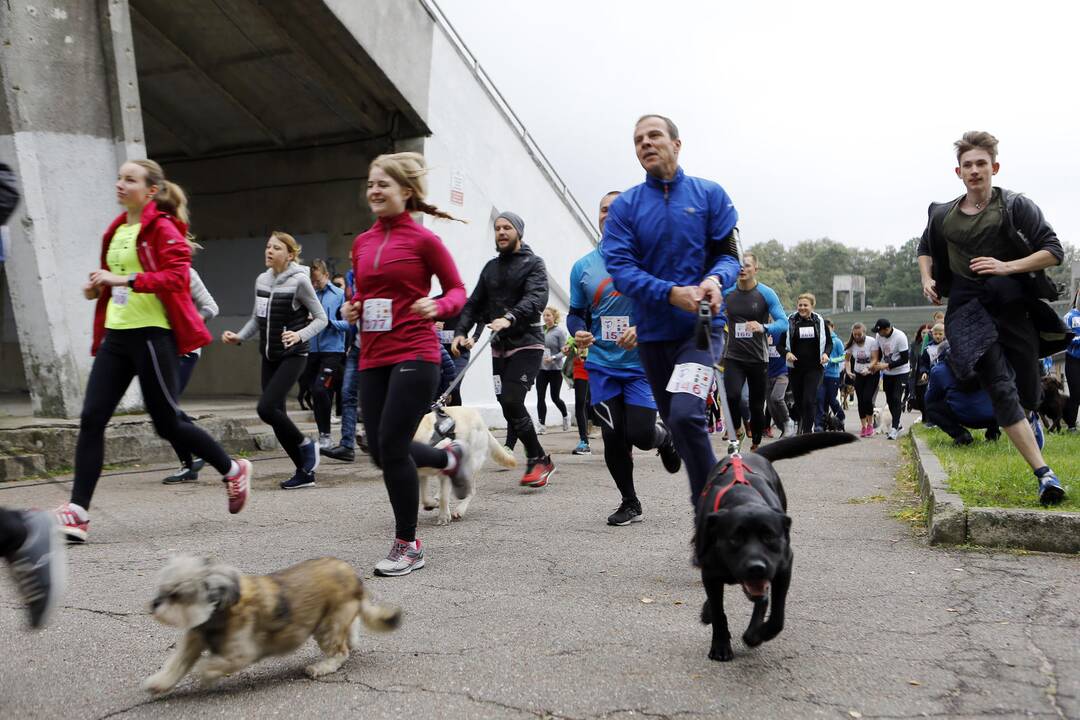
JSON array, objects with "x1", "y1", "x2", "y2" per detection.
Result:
[{"x1": 0, "y1": 122, "x2": 1073, "y2": 628}]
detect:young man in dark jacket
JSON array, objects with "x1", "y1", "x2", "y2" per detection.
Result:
[
  {"x1": 917, "y1": 130, "x2": 1069, "y2": 505},
  {"x1": 453, "y1": 212, "x2": 555, "y2": 488}
]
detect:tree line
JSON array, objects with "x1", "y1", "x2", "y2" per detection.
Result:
[{"x1": 746, "y1": 237, "x2": 1079, "y2": 311}]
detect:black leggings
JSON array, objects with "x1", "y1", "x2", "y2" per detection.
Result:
[
  {"x1": 259, "y1": 355, "x2": 308, "y2": 469},
  {"x1": 494, "y1": 350, "x2": 545, "y2": 459},
  {"x1": 853, "y1": 372, "x2": 880, "y2": 418},
  {"x1": 535, "y1": 370, "x2": 568, "y2": 424},
  {"x1": 882, "y1": 374, "x2": 905, "y2": 430},
  {"x1": 724, "y1": 359, "x2": 767, "y2": 445},
  {"x1": 591, "y1": 397, "x2": 661, "y2": 501},
  {"x1": 788, "y1": 363, "x2": 823, "y2": 435},
  {"x1": 0, "y1": 507, "x2": 27, "y2": 556},
  {"x1": 72, "y1": 328, "x2": 231, "y2": 510},
  {"x1": 358, "y1": 361, "x2": 447, "y2": 543},
  {"x1": 171, "y1": 352, "x2": 200, "y2": 467},
  {"x1": 574, "y1": 378, "x2": 591, "y2": 442},
  {"x1": 1065, "y1": 356, "x2": 1080, "y2": 428},
  {"x1": 302, "y1": 352, "x2": 344, "y2": 435}
]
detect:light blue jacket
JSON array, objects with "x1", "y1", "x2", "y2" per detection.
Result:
[
  {"x1": 600, "y1": 167, "x2": 740, "y2": 343},
  {"x1": 310, "y1": 282, "x2": 349, "y2": 353},
  {"x1": 824, "y1": 333, "x2": 845, "y2": 379}
]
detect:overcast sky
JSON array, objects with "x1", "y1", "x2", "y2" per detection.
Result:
[{"x1": 437, "y1": 0, "x2": 1080, "y2": 254}]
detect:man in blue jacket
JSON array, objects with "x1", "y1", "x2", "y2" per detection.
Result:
[
  {"x1": 925, "y1": 347, "x2": 1001, "y2": 445},
  {"x1": 601, "y1": 114, "x2": 741, "y2": 502}
]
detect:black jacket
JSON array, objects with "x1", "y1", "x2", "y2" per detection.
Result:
[
  {"x1": 456, "y1": 243, "x2": 549, "y2": 352},
  {"x1": 916, "y1": 189, "x2": 1064, "y2": 301},
  {"x1": 0, "y1": 163, "x2": 19, "y2": 226}
]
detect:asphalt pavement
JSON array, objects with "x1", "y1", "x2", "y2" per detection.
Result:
[{"x1": 1, "y1": 420, "x2": 1077, "y2": 719}]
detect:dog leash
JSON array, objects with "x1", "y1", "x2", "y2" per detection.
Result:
[
  {"x1": 428, "y1": 329, "x2": 499, "y2": 444},
  {"x1": 695, "y1": 299, "x2": 741, "y2": 456}
]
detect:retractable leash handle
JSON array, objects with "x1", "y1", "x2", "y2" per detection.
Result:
[
  {"x1": 695, "y1": 299, "x2": 741, "y2": 454},
  {"x1": 432, "y1": 329, "x2": 499, "y2": 410}
]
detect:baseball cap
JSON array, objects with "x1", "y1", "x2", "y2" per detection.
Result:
[{"x1": 871, "y1": 318, "x2": 891, "y2": 333}]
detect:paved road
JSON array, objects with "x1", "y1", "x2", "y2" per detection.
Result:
[{"x1": 1, "y1": 423, "x2": 1077, "y2": 719}]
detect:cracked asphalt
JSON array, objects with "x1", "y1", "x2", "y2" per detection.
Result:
[{"x1": 1, "y1": 422, "x2": 1077, "y2": 719}]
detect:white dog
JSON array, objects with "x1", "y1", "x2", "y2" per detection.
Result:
[{"x1": 413, "y1": 406, "x2": 516, "y2": 525}]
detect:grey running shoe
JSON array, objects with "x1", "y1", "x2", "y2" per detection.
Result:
[
  {"x1": 374, "y1": 538, "x2": 425, "y2": 577},
  {"x1": 607, "y1": 499, "x2": 643, "y2": 526},
  {"x1": 162, "y1": 465, "x2": 198, "y2": 485},
  {"x1": 7, "y1": 511, "x2": 66, "y2": 628},
  {"x1": 562, "y1": 415, "x2": 570, "y2": 432},
  {"x1": 318, "y1": 433, "x2": 333, "y2": 449}
]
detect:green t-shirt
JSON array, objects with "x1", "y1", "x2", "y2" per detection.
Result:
[
  {"x1": 942, "y1": 188, "x2": 1017, "y2": 282},
  {"x1": 104, "y1": 223, "x2": 171, "y2": 330}
]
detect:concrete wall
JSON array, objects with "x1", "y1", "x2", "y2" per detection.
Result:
[
  {"x1": 0, "y1": 0, "x2": 142, "y2": 416},
  {"x1": 410, "y1": 24, "x2": 598, "y2": 421}
]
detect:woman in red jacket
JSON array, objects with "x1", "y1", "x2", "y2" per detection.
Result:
[
  {"x1": 343, "y1": 152, "x2": 469, "y2": 577},
  {"x1": 53, "y1": 160, "x2": 252, "y2": 543}
]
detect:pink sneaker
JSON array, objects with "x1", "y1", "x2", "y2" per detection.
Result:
[
  {"x1": 225, "y1": 459, "x2": 252, "y2": 514},
  {"x1": 861, "y1": 426, "x2": 873, "y2": 438},
  {"x1": 54, "y1": 503, "x2": 88, "y2": 543}
]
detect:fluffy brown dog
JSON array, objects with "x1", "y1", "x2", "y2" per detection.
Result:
[{"x1": 143, "y1": 556, "x2": 400, "y2": 694}]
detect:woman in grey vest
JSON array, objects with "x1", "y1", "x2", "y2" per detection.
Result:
[{"x1": 223, "y1": 232, "x2": 327, "y2": 488}]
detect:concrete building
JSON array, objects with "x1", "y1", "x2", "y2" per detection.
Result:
[{"x1": 0, "y1": 0, "x2": 597, "y2": 419}]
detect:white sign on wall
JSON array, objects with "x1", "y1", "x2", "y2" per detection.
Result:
[{"x1": 450, "y1": 170, "x2": 465, "y2": 206}]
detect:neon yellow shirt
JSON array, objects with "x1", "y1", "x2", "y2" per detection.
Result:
[{"x1": 104, "y1": 223, "x2": 171, "y2": 330}]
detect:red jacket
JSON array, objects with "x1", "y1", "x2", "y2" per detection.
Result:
[
  {"x1": 91, "y1": 201, "x2": 212, "y2": 355},
  {"x1": 351, "y1": 212, "x2": 466, "y2": 370}
]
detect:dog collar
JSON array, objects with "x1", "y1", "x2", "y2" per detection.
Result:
[{"x1": 707, "y1": 454, "x2": 753, "y2": 512}]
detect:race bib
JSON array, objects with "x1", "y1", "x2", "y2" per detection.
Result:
[
  {"x1": 111, "y1": 287, "x2": 129, "y2": 307},
  {"x1": 798, "y1": 326, "x2": 815, "y2": 339},
  {"x1": 362, "y1": 298, "x2": 393, "y2": 332},
  {"x1": 1072, "y1": 316, "x2": 1080, "y2": 329},
  {"x1": 665, "y1": 362, "x2": 714, "y2": 400},
  {"x1": 255, "y1": 296, "x2": 268, "y2": 318},
  {"x1": 768, "y1": 345, "x2": 780, "y2": 359},
  {"x1": 493, "y1": 375, "x2": 503, "y2": 395},
  {"x1": 600, "y1": 315, "x2": 630, "y2": 342},
  {"x1": 437, "y1": 330, "x2": 455, "y2": 344},
  {"x1": 734, "y1": 322, "x2": 753, "y2": 339}
]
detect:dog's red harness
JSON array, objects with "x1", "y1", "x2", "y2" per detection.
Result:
[{"x1": 704, "y1": 454, "x2": 754, "y2": 511}]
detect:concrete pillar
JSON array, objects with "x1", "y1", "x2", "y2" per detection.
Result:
[{"x1": 0, "y1": 0, "x2": 144, "y2": 416}]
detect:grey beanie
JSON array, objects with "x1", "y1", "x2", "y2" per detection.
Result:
[{"x1": 495, "y1": 211, "x2": 525, "y2": 239}]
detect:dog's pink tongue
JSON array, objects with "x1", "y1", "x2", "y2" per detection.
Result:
[{"x1": 742, "y1": 579, "x2": 770, "y2": 599}]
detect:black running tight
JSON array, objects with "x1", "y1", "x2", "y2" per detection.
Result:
[
  {"x1": 358, "y1": 361, "x2": 447, "y2": 543},
  {"x1": 591, "y1": 396, "x2": 662, "y2": 501},
  {"x1": 574, "y1": 378, "x2": 591, "y2": 442},
  {"x1": 258, "y1": 355, "x2": 308, "y2": 469},
  {"x1": 535, "y1": 370, "x2": 568, "y2": 424},
  {"x1": 853, "y1": 372, "x2": 880, "y2": 419},
  {"x1": 72, "y1": 328, "x2": 231, "y2": 510}
]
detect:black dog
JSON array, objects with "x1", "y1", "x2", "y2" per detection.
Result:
[
  {"x1": 695, "y1": 431, "x2": 856, "y2": 662},
  {"x1": 1039, "y1": 375, "x2": 1066, "y2": 433}
]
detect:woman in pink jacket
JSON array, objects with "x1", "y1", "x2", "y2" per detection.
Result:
[{"x1": 343, "y1": 152, "x2": 469, "y2": 577}]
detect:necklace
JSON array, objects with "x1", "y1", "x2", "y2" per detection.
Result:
[{"x1": 972, "y1": 190, "x2": 992, "y2": 210}]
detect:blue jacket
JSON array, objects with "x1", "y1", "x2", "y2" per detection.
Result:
[
  {"x1": 600, "y1": 167, "x2": 740, "y2": 343},
  {"x1": 568, "y1": 247, "x2": 642, "y2": 370},
  {"x1": 310, "y1": 283, "x2": 349, "y2": 353},
  {"x1": 824, "y1": 333, "x2": 845, "y2": 379},
  {"x1": 1064, "y1": 308, "x2": 1080, "y2": 360},
  {"x1": 925, "y1": 357, "x2": 995, "y2": 427}
]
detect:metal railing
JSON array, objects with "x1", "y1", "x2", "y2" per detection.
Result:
[{"x1": 418, "y1": 0, "x2": 600, "y2": 245}]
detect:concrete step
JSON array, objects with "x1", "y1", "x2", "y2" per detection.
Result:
[{"x1": 0, "y1": 451, "x2": 46, "y2": 481}]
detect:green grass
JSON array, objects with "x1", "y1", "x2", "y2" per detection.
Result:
[
  {"x1": 892, "y1": 435, "x2": 928, "y2": 535},
  {"x1": 914, "y1": 425, "x2": 1080, "y2": 511}
]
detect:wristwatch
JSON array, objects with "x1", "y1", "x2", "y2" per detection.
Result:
[{"x1": 127, "y1": 273, "x2": 138, "y2": 289}]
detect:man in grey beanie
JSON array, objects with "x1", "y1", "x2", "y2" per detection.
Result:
[{"x1": 453, "y1": 211, "x2": 555, "y2": 488}]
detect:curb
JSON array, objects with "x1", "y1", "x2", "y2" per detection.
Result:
[{"x1": 909, "y1": 430, "x2": 1080, "y2": 553}]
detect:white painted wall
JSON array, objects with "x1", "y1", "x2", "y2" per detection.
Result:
[{"x1": 416, "y1": 28, "x2": 598, "y2": 425}]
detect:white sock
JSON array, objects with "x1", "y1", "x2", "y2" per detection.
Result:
[{"x1": 225, "y1": 461, "x2": 240, "y2": 478}]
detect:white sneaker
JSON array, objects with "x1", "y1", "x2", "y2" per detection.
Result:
[
  {"x1": 562, "y1": 415, "x2": 570, "y2": 432},
  {"x1": 783, "y1": 419, "x2": 796, "y2": 437},
  {"x1": 886, "y1": 427, "x2": 900, "y2": 440},
  {"x1": 536, "y1": 424, "x2": 546, "y2": 435},
  {"x1": 373, "y1": 539, "x2": 425, "y2": 577},
  {"x1": 319, "y1": 433, "x2": 333, "y2": 449}
]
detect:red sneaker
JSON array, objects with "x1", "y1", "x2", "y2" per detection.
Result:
[
  {"x1": 225, "y1": 459, "x2": 252, "y2": 514},
  {"x1": 520, "y1": 455, "x2": 555, "y2": 488},
  {"x1": 54, "y1": 503, "x2": 88, "y2": 543}
]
